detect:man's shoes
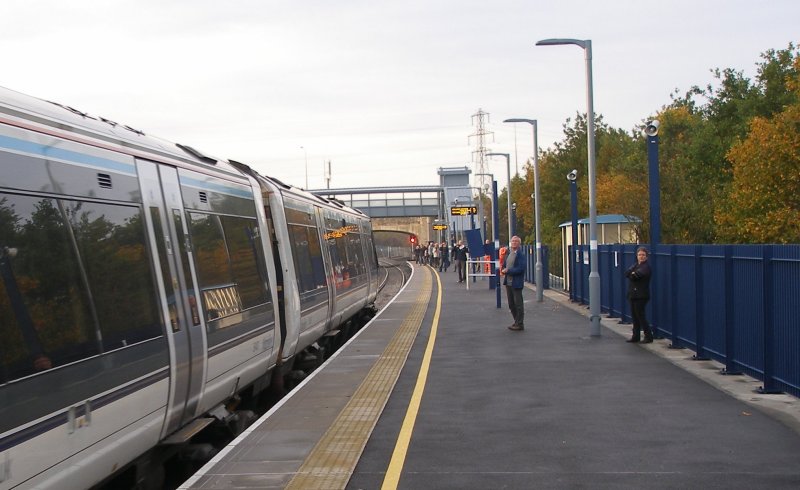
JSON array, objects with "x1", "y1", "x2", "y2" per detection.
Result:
[
  {"x1": 508, "y1": 324, "x2": 524, "y2": 331},
  {"x1": 626, "y1": 338, "x2": 640, "y2": 343},
  {"x1": 641, "y1": 338, "x2": 653, "y2": 344}
]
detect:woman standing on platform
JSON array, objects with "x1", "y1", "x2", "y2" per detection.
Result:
[
  {"x1": 439, "y1": 241, "x2": 449, "y2": 272},
  {"x1": 625, "y1": 246, "x2": 653, "y2": 343}
]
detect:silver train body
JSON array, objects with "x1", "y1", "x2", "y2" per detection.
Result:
[{"x1": 0, "y1": 86, "x2": 378, "y2": 489}]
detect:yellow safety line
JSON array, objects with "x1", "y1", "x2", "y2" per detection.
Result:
[
  {"x1": 285, "y1": 267, "x2": 434, "y2": 490},
  {"x1": 381, "y1": 269, "x2": 442, "y2": 490}
]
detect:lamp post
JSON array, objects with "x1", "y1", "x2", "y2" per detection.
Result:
[
  {"x1": 477, "y1": 173, "x2": 501, "y2": 304},
  {"x1": 511, "y1": 202, "x2": 517, "y2": 236},
  {"x1": 504, "y1": 118, "x2": 543, "y2": 302},
  {"x1": 300, "y1": 146, "x2": 309, "y2": 189},
  {"x1": 475, "y1": 172, "x2": 496, "y2": 243},
  {"x1": 567, "y1": 169, "x2": 579, "y2": 302},
  {"x1": 645, "y1": 120, "x2": 661, "y2": 245},
  {"x1": 487, "y1": 152, "x2": 513, "y2": 244},
  {"x1": 536, "y1": 37, "x2": 600, "y2": 336}
]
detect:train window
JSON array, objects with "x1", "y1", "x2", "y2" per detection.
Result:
[
  {"x1": 323, "y1": 211, "x2": 366, "y2": 292},
  {"x1": 219, "y1": 216, "x2": 269, "y2": 309},
  {"x1": 365, "y1": 233, "x2": 378, "y2": 270},
  {"x1": 284, "y1": 199, "x2": 327, "y2": 296},
  {"x1": 188, "y1": 212, "x2": 269, "y2": 326},
  {"x1": 307, "y1": 225, "x2": 327, "y2": 289},
  {"x1": 287, "y1": 224, "x2": 328, "y2": 295},
  {"x1": 0, "y1": 193, "x2": 163, "y2": 384},
  {"x1": 288, "y1": 224, "x2": 313, "y2": 292}
]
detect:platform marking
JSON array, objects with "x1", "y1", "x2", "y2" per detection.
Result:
[
  {"x1": 285, "y1": 267, "x2": 434, "y2": 490},
  {"x1": 382, "y1": 268, "x2": 442, "y2": 490}
]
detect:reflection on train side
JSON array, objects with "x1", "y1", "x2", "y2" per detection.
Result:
[{"x1": 202, "y1": 283, "x2": 243, "y2": 326}]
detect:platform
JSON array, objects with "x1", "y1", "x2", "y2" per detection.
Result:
[{"x1": 181, "y1": 264, "x2": 800, "y2": 489}]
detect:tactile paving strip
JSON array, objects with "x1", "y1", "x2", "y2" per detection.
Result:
[{"x1": 285, "y1": 268, "x2": 433, "y2": 489}]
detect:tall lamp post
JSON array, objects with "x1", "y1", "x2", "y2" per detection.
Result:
[
  {"x1": 300, "y1": 146, "x2": 309, "y2": 189},
  {"x1": 475, "y1": 173, "x2": 496, "y2": 243},
  {"x1": 486, "y1": 153, "x2": 513, "y2": 244},
  {"x1": 504, "y1": 118, "x2": 543, "y2": 302},
  {"x1": 567, "y1": 169, "x2": 579, "y2": 302},
  {"x1": 477, "y1": 172, "x2": 501, "y2": 305},
  {"x1": 536, "y1": 37, "x2": 601, "y2": 336},
  {"x1": 645, "y1": 120, "x2": 661, "y2": 245},
  {"x1": 511, "y1": 203, "x2": 517, "y2": 237}
]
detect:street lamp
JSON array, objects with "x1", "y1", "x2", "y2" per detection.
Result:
[
  {"x1": 475, "y1": 172, "x2": 496, "y2": 243},
  {"x1": 486, "y1": 152, "x2": 513, "y2": 244},
  {"x1": 504, "y1": 118, "x2": 543, "y2": 302},
  {"x1": 536, "y1": 37, "x2": 601, "y2": 336},
  {"x1": 567, "y1": 169, "x2": 579, "y2": 302},
  {"x1": 477, "y1": 172, "x2": 502, "y2": 306},
  {"x1": 645, "y1": 120, "x2": 661, "y2": 245},
  {"x1": 511, "y1": 202, "x2": 517, "y2": 237},
  {"x1": 300, "y1": 146, "x2": 309, "y2": 189}
]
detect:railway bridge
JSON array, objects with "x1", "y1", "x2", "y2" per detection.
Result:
[{"x1": 311, "y1": 166, "x2": 487, "y2": 244}]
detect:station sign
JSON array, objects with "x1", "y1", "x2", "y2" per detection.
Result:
[
  {"x1": 323, "y1": 224, "x2": 358, "y2": 240},
  {"x1": 450, "y1": 205, "x2": 478, "y2": 216},
  {"x1": 432, "y1": 224, "x2": 448, "y2": 230}
]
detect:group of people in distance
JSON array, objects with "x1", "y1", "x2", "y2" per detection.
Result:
[
  {"x1": 414, "y1": 241, "x2": 451, "y2": 271},
  {"x1": 415, "y1": 236, "x2": 653, "y2": 342}
]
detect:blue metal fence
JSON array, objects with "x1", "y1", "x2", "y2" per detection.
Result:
[
  {"x1": 522, "y1": 245, "x2": 550, "y2": 289},
  {"x1": 568, "y1": 243, "x2": 800, "y2": 397}
]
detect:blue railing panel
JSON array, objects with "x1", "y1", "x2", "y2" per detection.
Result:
[
  {"x1": 730, "y1": 247, "x2": 765, "y2": 378},
  {"x1": 697, "y1": 246, "x2": 726, "y2": 360},
  {"x1": 653, "y1": 244, "x2": 674, "y2": 338},
  {"x1": 770, "y1": 247, "x2": 800, "y2": 394},
  {"x1": 566, "y1": 243, "x2": 800, "y2": 397}
]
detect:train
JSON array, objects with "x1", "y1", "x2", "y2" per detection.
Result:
[{"x1": 0, "y1": 85, "x2": 379, "y2": 489}]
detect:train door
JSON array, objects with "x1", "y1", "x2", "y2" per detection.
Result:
[
  {"x1": 316, "y1": 206, "x2": 336, "y2": 329},
  {"x1": 138, "y1": 160, "x2": 207, "y2": 436}
]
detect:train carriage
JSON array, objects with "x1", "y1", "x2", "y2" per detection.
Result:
[
  {"x1": 0, "y1": 86, "x2": 377, "y2": 489},
  {"x1": 246, "y1": 173, "x2": 378, "y2": 364}
]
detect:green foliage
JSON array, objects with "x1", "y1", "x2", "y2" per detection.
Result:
[
  {"x1": 506, "y1": 43, "x2": 800, "y2": 276},
  {"x1": 716, "y1": 56, "x2": 800, "y2": 243}
]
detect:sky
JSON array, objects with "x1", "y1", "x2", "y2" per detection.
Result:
[{"x1": 4, "y1": 0, "x2": 798, "y2": 191}]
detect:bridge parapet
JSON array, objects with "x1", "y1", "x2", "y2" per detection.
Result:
[{"x1": 373, "y1": 217, "x2": 441, "y2": 243}]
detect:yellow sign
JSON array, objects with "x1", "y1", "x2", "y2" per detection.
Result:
[
  {"x1": 450, "y1": 206, "x2": 478, "y2": 216},
  {"x1": 324, "y1": 224, "x2": 358, "y2": 240},
  {"x1": 433, "y1": 224, "x2": 448, "y2": 230}
]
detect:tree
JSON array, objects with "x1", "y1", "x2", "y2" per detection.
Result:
[
  {"x1": 715, "y1": 57, "x2": 800, "y2": 243},
  {"x1": 664, "y1": 43, "x2": 800, "y2": 243}
]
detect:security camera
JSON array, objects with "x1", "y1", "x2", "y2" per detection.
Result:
[
  {"x1": 566, "y1": 169, "x2": 578, "y2": 182},
  {"x1": 644, "y1": 120, "x2": 660, "y2": 136}
]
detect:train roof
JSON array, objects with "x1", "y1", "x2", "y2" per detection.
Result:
[
  {"x1": 0, "y1": 85, "x2": 370, "y2": 220},
  {"x1": 0, "y1": 85, "x2": 243, "y2": 177}
]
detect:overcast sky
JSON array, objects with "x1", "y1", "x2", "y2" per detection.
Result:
[{"x1": 4, "y1": 0, "x2": 798, "y2": 190}]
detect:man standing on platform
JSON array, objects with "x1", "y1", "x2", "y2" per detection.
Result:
[
  {"x1": 454, "y1": 240, "x2": 469, "y2": 282},
  {"x1": 501, "y1": 235, "x2": 526, "y2": 331}
]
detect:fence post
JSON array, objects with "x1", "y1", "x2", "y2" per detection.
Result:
[
  {"x1": 529, "y1": 245, "x2": 534, "y2": 284},
  {"x1": 759, "y1": 245, "x2": 781, "y2": 393},
  {"x1": 721, "y1": 246, "x2": 741, "y2": 375},
  {"x1": 577, "y1": 246, "x2": 584, "y2": 304},
  {"x1": 568, "y1": 245, "x2": 574, "y2": 301},
  {"x1": 651, "y1": 245, "x2": 662, "y2": 339},
  {"x1": 668, "y1": 245, "x2": 684, "y2": 349},
  {"x1": 619, "y1": 245, "x2": 629, "y2": 324},
  {"x1": 693, "y1": 245, "x2": 709, "y2": 360},
  {"x1": 607, "y1": 246, "x2": 616, "y2": 318}
]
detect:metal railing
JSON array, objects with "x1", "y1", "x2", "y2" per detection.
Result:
[{"x1": 569, "y1": 243, "x2": 800, "y2": 397}]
